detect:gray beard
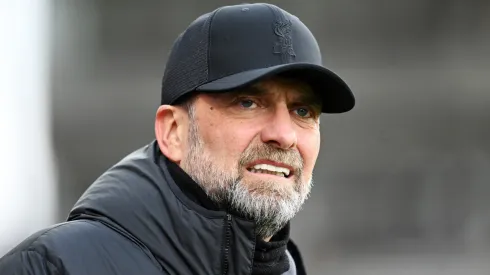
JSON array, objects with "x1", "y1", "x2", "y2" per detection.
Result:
[{"x1": 180, "y1": 109, "x2": 312, "y2": 239}]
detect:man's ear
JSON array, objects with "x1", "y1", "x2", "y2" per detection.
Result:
[{"x1": 155, "y1": 105, "x2": 187, "y2": 163}]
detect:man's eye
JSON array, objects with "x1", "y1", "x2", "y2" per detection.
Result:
[
  {"x1": 239, "y1": 99, "x2": 257, "y2": 109},
  {"x1": 295, "y1": 107, "x2": 311, "y2": 118}
]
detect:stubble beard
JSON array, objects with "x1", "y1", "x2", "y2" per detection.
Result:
[{"x1": 180, "y1": 108, "x2": 312, "y2": 239}]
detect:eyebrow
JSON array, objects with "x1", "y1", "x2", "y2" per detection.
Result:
[
  {"x1": 232, "y1": 84, "x2": 322, "y2": 109},
  {"x1": 293, "y1": 92, "x2": 322, "y2": 109}
]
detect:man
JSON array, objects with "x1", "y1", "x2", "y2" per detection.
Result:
[{"x1": 0, "y1": 3, "x2": 354, "y2": 275}]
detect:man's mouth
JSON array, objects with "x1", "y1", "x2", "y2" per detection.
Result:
[{"x1": 246, "y1": 163, "x2": 292, "y2": 178}]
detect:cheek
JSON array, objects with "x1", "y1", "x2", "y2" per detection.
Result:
[
  {"x1": 297, "y1": 129, "x2": 321, "y2": 175},
  {"x1": 199, "y1": 116, "x2": 258, "y2": 163}
]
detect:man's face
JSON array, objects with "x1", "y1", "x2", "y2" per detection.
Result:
[{"x1": 180, "y1": 77, "x2": 321, "y2": 239}]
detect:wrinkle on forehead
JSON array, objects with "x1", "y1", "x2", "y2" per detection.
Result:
[{"x1": 252, "y1": 77, "x2": 322, "y2": 110}]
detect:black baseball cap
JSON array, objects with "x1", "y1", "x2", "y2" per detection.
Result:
[{"x1": 161, "y1": 3, "x2": 355, "y2": 113}]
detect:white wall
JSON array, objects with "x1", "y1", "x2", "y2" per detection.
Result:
[{"x1": 0, "y1": 0, "x2": 57, "y2": 256}]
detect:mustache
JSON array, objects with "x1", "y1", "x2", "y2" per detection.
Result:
[{"x1": 238, "y1": 143, "x2": 304, "y2": 172}]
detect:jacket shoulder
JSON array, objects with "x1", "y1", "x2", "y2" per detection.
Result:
[
  {"x1": 0, "y1": 221, "x2": 113, "y2": 274},
  {"x1": 0, "y1": 249, "x2": 60, "y2": 275},
  {"x1": 0, "y1": 220, "x2": 161, "y2": 275},
  {"x1": 0, "y1": 223, "x2": 70, "y2": 274}
]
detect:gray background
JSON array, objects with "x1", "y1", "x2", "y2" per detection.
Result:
[{"x1": 51, "y1": 0, "x2": 490, "y2": 274}]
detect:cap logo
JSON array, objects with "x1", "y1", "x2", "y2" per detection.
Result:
[
  {"x1": 273, "y1": 20, "x2": 295, "y2": 62},
  {"x1": 269, "y1": 5, "x2": 295, "y2": 63}
]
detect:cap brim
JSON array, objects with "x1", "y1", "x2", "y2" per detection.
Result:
[{"x1": 196, "y1": 63, "x2": 355, "y2": 113}]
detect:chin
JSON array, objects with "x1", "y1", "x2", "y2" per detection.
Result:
[{"x1": 244, "y1": 182, "x2": 295, "y2": 200}]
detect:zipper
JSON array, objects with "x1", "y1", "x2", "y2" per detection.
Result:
[{"x1": 222, "y1": 214, "x2": 232, "y2": 275}]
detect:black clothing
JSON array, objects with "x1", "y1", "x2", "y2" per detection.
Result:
[
  {"x1": 0, "y1": 141, "x2": 306, "y2": 274},
  {"x1": 166, "y1": 158, "x2": 291, "y2": 275}
]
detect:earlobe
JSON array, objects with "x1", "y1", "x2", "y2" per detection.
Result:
[{"x1": 155, "y1": 105, "x2": 184, "y2": 163}]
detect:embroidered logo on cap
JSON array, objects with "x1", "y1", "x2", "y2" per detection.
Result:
[
  {"x1": 269, "y1": 5, "x2": 295, "y2": 63},
  {"x1": 273, "y1": 20, "x2": 296, "y2": 62}
]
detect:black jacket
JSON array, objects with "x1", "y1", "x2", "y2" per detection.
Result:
[{"x1": 0, "y1": 142, "x2": 306, "y2": 274}]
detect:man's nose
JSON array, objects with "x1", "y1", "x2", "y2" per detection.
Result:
[{"x1": 260, "y1": 105, "x2": 297, "y2": 150}]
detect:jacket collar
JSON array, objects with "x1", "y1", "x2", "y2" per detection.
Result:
[
  {"x1": 67, "y1": 141, "x2": 304, "y2": 274},
  {"x1": 68, "y1": 142, "x2": 234, "y2": 263},
  {"x1": 165, "y1": 156, "x2": 221, "y2": 211}
]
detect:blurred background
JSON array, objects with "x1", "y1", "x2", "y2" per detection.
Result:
[{"x1": 1, "y1": 0, "x2": 490, "y2": 274}]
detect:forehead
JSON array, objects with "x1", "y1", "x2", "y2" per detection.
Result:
[
  {"x1": 236, "y1": 76, "x2": 319, "y2": 101},
  {"x1": 255, "y1": 77, "x2": 311, "y2": 93}
]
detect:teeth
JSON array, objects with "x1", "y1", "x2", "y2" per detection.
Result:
[
  {"x1": 249, "y1": 168, "x2": 285, "y2": 177},
  {"x1": 250, "y1": 164, "x2": 290, "y2": 177}
]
